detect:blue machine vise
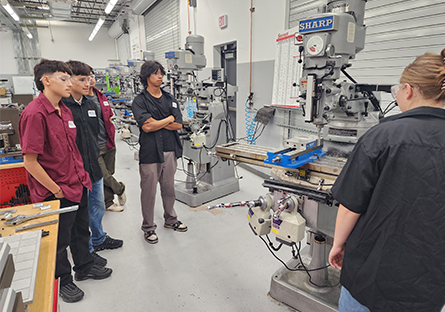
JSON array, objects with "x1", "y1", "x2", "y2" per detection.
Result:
[{"x1": 264, "y1": 144, "x2": 326, "y2": 169}]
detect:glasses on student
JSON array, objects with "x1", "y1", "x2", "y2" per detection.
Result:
[
  {"x1": 391, "y1": 83, "x2": 404, "y2": 99},
  {"x1": 40, "y1": 75, "x2": 72, "y2": 83},
  {"x1": 89, "y1": 74, "x2": 95, "y2": 78},
  {"x1": 73, "y1": 77, "x2": 92, "y2": 83}
]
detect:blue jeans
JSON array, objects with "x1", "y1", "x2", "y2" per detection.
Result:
[
  {"x1": 339, "y1": 286, "x2": 371, "y2": 312},
  {"x1": 88, "y1": 178, "x2": 107, "y2": 252}
]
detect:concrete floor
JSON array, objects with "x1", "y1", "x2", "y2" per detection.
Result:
[
  {"x1": 60, "y1": 137, "x2": 296, "y2": 312},
  {"x1": 58, "y1": 136, "x2": 445, "y2": 312}
]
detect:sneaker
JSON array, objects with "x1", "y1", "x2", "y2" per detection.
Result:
[
  {"x1": 144, "y1": 230, "x2": 158, "y2": 244},
  {"x1": 93, "y1": 235, "x2": 123, "y2": 252},
  {"x1": 59, "y1": 282, "x2": 84, "y2": 303},
  {"x1": 106, "y1": 203, "x2": 124, "y2": 212},
  {"x1": 118, "y1": 182, "x2": 126, "y2": 206},
  {"x1": 75, "y1": 264, "x2": 113, "y2": 281},
  {"x1": 164, "y1": 221, "x2": 188, "y2": 232},
  {"x1": 91, "y1": 251, "x2": 107, "y2": 267}
]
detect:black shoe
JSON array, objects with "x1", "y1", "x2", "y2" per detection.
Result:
[
  {"x1": 93, "y1": 235, "x2": 123, "y2": 251},
  {"x1": 75, "y1": 264, "x2": 113, "y2": 281},
  {"x1": 144, "y1": 230, "x2": 158, "y2": 244},
  {"x1": 91, "y1": 251, "x2": 107, "y2": 267},
  {"x1": 164, "y1": 220, "x2": 188, "y2": 232},
  {"x1": 59, "y1": 282, "x2": 84, "y2": 303}
]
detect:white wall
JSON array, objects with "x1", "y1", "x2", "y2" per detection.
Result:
[
  {"x1": 37, "y1": 21, "x2": 116, "y2": 68},
  {"x1": 0, "y1": 29, "x2": 19, "y2": 75},
  {"x1": 179, "y1": 1, "x2": 287, "y2": 63},
  {"x1": 177, "y1": 0, "x2": 288, "y2": 144}
]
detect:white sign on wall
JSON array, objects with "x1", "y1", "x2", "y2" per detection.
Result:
[
  {"x1": 271, "y1": 27, "x2": 302, "y2": 108},
  {"x1": 131, "y1": 37, "x2": 140, "y2": 59}
]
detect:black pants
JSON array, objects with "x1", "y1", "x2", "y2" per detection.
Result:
[
  {"x1": 46, "y1": 187, "x2": 94, "y2": 286},
  {"x1": 98, "y1": 146, "x2": 124, "y2": 208}
]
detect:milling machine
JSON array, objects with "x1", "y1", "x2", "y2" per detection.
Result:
[
  {"x1": 165, "y1": 35, "x2": 239, "y2": 207},
  {"x1": 213, "y1": 1, "x2": 393, "y2": 311},
  {"x1": 106, "y1": 51, "x2": 155, "y2": 105}
]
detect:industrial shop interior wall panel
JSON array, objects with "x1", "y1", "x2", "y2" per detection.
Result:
[
  {"x1": 289, "y1": 0, "x2": 445, "y2": 85},
  {"x1": 143, "y1": 0, "x2": 181, "y2": 67}
]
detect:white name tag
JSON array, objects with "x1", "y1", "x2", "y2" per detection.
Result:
[
  {"x1": 68, "y1": 120, "x2": 76, "y2": 128},
  {"x1": 103, "y1": 101, "x2": 109, "y2": 106},
  {"x1": 88, "y1": 110, "x2": 97, "y2": 117},
  {"x1": 172, "y1": 102, "x2": 177, "y2": 108}
]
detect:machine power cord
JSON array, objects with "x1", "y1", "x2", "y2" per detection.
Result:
[{"x1": 259, "y1": 235, "x2": 339, "y2": 288}]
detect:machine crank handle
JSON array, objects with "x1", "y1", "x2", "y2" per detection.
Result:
[
  {"x1": 206, "y1": 200, "x2": 261, "y2": 210},
  {"x1": 206, "y1": 195, "x2": 272, "y2": 211}
]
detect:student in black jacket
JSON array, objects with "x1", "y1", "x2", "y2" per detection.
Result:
[
  {"x1": 132, "y1": 60, "x2": 187, "y2": 244},
  {"x1": 63, "y1": 61, "x2": 122, "y2": 266}
]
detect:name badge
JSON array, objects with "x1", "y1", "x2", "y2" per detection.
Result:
[
  {"x1": 88, "y1": 110, "x2": 97, "y2": 117},
  {"x1": 103, "y1": 101, "x2": 109, "y2": 106},
  {"x1": 172, "y1": 102, "x2": 177, "y2": 108},
  {"x1": 68, "y1": 121, "x2": 76, "y2": 128}
]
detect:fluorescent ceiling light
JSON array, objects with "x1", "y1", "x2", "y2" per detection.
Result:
[
  {"x1": 1, "y1": 0, "x2": 20, "y2": 21},
  {"x1": 104, "y1": 0, "x2": 118, "y2": 14},
  {"x1": 37, "y1": 5, "x2": 50, "y2": 10},
  {"x1": 21, "y1": 26, "x2": 33, "y2": 39},
  {"x1": 89, "y1": 16, "x2": 105, "y2": 41}
]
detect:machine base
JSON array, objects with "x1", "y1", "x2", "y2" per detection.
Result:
[
  {"x1": 175, "y1": 179, "x2": 239, "y2": 207},
  {"x1": 269, "y1": 258, "x2": 341, "y2": 312}
]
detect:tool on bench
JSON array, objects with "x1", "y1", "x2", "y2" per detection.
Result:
[
  {"x1": 4, "y1": 205, "x2": 78, "y2": 226},
  {"x1": 15, "y1": 219, "x2": 59, "y2": 232}
]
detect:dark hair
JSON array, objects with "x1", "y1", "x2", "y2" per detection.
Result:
[
  {"x1": 139, "y1": 61, "x2": 165, "y2": 88},
  {"x1": 400, "y1": 48, "x2": 445, "y2": 103},
  {"x1": 34, "y1": 59, "x2": 73, "y2": 92},
  {"x1": 85, "y1": 64, "x2": 94, "y2": 74},
  {"x1": 66, "y1": 60, "x2": 91, "y2": 76}
]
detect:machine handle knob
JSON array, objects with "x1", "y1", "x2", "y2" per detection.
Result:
[{"x1": 258, "y1": 218, "x2": 265, "y2": 224}]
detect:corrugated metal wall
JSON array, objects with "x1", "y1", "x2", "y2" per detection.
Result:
[
  {"x1": 289, "y1": 0, "x2": 445, "y2": 85},
  {"x1": 12, "y1": 26, "x2": 41, "y2": 76},
  {"x1": 117, "y1": 33, "x2": 131, "y2": 64},
  {"x1": 143, "y1": 0, "x2": 180, "y2": 67}
]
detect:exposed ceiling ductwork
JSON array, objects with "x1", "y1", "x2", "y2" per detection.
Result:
[{"x1": 0, "y1": 0, "x2": 129, "y2": 30}]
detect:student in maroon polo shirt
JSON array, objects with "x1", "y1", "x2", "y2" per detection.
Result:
[{"x1": 19, "y1": 59, "x2": 112, "y2": 303}]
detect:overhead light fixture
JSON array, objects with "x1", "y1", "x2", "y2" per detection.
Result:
[
  {"x1": 89, "y1": 16, "x2": 105, "y2": 41},
  {"x1": 37, "y1": 5, "x2": 50, "y2": 10},
  {"x1": 21, "y1": 26, "x2": 33, "y2": 39},
  {"x1": 104, "y1": 0, "x2": 118, "y2": 14},
  {"x1": 1, "y1": 0, "x2": 20, "y2": 21}
]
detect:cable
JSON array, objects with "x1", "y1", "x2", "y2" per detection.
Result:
[
  {"x1": 259, "y1": 235, "x2": 329, "y2": 273},
  {"x1": 266, "y1": 234, "x2": 283, "y2": 251},
  {"x1": 203, "y1": 119, "x2": 226, "y2": 149},
  {"x1": 259, "y1": 235, "x2": 339, "y2": 288},
  {"x1": 383, "y1": 100, "x2": 398, "y2": 115},
  {"x1": 293, "y1": 240, "x2": 339, "y2": 288}
]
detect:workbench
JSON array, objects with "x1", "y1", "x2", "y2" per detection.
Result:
[{"x1": 0, "y1": 200, "x2": 60, "y2": 312}]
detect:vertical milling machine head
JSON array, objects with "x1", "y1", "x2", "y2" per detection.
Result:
[{"x1": 298, "y1": 0, "x2": 381, "y2": 147}]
